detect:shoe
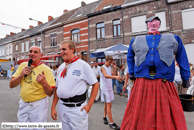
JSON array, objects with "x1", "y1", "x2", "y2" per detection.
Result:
[
  {"x1": 109, "y1": 123, "x2": 120, "y2": 130},
  {"x1": 103, "y1": 117, "x2": 108, "y2": 125}
]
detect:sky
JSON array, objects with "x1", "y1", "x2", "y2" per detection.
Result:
[{"x1": 0, "y1": 0, "x2": 97, "y2": 39}]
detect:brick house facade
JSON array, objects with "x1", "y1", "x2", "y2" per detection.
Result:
[
  {"x1": 1, "y1": 0, "x2": 193, "y2": 64},
  {"x1": 168, "y1": 0, "x2": 194, "y2": 63},
  {"x1": 88, "y1": 0, "x2": 126, "y2": 64},
  {"x1": 88, "y1": 0, "x2": 194, "y2": 64},
  {"x1": 62, "y1": 1, "x2": 101, "y2": 62}
]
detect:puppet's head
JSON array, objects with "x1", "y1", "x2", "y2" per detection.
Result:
[{"x1": 145, "y1": 16, "x2": 161, "y2": 33}]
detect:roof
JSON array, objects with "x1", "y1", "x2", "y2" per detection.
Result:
[
  {"x1": 51, "y1": 8, "x2": 80, "y2": 25},
  {"x1": 0, "y1": 34, "x2": 15, "y2": 45},
  {"x1": 0, "y1": 17, "x2": 59, "y2": 45},
  {"x1": 94, "y1": 0, "x2": 126, "y2": 12},
  {"x1": 67, "y1": 0, "x2": 102, "y2": 22}
]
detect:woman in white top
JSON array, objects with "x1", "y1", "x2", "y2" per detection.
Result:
[{"x1": 52, "y1": 65, "x2": 57, "y2": 81}]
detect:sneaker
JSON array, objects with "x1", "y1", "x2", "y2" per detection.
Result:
[
  {"x1": 109, "y1": 123, "x2": 120, "y2": 130},
  {"x1": 103, "y1": 117, "x2": 108, "y2": 125}
]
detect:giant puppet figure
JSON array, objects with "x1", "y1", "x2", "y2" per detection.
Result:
[{"x1": 121, "y1": 16, "x2": 190, "y2": 130}]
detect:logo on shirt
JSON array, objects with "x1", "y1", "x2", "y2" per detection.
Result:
[
  {"x1": 24, "y1": 70, "x2": 36, "y2": 83},
  {"x1": 72, "y1": 70, "x2": 81, "y2": 76}
]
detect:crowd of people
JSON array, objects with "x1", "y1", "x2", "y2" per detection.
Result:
[{"x1": 7, "y1": 16, "x2": 194, "y2": 130}]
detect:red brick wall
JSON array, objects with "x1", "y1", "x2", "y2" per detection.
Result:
[
  {"x1": 63, "y1": 19, "x2": 89, "y2": 62},
  {"x1": 169, "y1": 0, "x2": 194, "y2": 44}
]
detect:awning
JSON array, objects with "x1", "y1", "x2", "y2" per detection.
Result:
[{"x1": 90, "y1": 44, "x2": 129, "y2": 59}]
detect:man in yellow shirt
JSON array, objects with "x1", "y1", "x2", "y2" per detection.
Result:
[{"x1": 9, "y1": 46, "x2": 55, "y2": 128}]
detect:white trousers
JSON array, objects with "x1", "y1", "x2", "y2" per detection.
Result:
[
  {"x1": 17, "y1": 97, "x2": 48, "y2": 130},
  {"x1": 58, "y1": 100, "x2": 88, "y2": 130}
]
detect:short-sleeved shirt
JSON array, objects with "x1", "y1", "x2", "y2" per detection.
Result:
[
  {"x1": 100, "y1": 65, "x2": 112, "y2": 91},
  {"x1": 93, "y1": 66, "x2": 101, "y2": 77},
  {"x1": 11, "y1": 67, "x2": 15, "y2": 72},
  {"x1": 12, "y1": 62, "x2": 55, "y2": 102},
  {"x1": 52, "y1": 69, "x2": 57, "y2": 79},
  {"x1": 56, "y1": 59, "x2": 97, "y2": 99}
]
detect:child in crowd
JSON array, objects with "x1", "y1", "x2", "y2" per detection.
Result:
[{"x1": 100, "y1": 55, "x2": 121, "y2": 130}]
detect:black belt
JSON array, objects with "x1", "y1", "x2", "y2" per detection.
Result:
[
  {"x1": 60, "y1": 91, "x2": 86, "y2": 103},
  {"x1": 63, "y1": 100, "x2": 85, "y2": 107},
  {"x1": 149, "y1": 66, "x2": 156, "y2": 76}
]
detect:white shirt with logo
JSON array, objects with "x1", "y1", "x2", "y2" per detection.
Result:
[
  {"x1": 56, "y1": 59, "x2": 97, "y2": 98},
  {"x1": 100, "y1": 65, "x2": 112, "y2": 91}
]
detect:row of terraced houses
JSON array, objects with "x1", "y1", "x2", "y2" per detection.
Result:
[{"x1": 0, "y1": 0, "x2": 194, "y2": 65}]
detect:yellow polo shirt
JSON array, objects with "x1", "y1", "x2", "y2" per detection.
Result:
[
  {"x1": 12, "y1": 62, "x2": 55, "y2": 102},
  {"x1": 11, "y1": 66, "x2": 15, "y2": 72}
]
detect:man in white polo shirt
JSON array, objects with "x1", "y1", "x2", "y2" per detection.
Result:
[
  {"x1": 93, "y1": 61, "x2": 101, "y2": 82},
  {"x1": 51, "y1": 40, "x2": 99, "y2": 130}
]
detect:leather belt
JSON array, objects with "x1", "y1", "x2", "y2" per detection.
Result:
[
  {"x1": 63, "y1": 100, "x2": 85, "y2": 107},
  {"x1": 60, "y1": 91, "x2": 86, "y2": 103},
  {"x1": 149, "y1": 66, "x2": 156, "y2": 76}
]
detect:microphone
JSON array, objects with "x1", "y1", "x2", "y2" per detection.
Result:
[{"x1": 24, "y1": 59, "x2": 33, "y2": 77}]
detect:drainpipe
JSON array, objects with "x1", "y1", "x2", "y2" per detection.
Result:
[
  {"x1": 122, "y1": 7, "x2": 124, "y2": 45},
  {"x1": 88, "y1": 17, "x2": 90, "y2": 63}
]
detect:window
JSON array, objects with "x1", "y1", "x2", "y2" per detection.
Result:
[
  {"x1": 103, "y1": 5, "x2": 112, "y2": 9},
  {"x1": 113, "y1": 20, "x2": 121, "y2": 37},
  {"x1": 182, "y1": 8, "x2": 194, "y2": 30},
  {"x1": 22, "y1": 43, "x2": 24, "y2": 52},
  {"x1": 16, "y1": 45, "x2": 18, "y2": 52},
  {"x1": 9, "y1": 46, "x2": 12, "y2": 54},
  {"x1": 131, "y1": 15, "x2": 147, "y2": 33},
  {"x1": 26, "y1": 42, "x2": 29, "y2": 52},
  {"x1": 184, "y1": 43, "x2": 194, "y2": 65},
  {"x1": 38, "y1": 41, "x2": 41, "y2": 48},
  {"x1": 96, "y1": 23, "x2": 105, "y2": 39},
  {"x1": 31, "y1": 42, "x2": 35, "y2": 46},
  {"x1": 50, "y1": 33, "x2": 57, "y2": 47},
  {"x1": 72, "y1": 29, "x2": 80, "y2": 43},
  {"x1": 155, "y1": 11, "x2": 166, "y2": 31},
  {"x1": 6, "y1": 47, "x2": 8, "y2": 55}
]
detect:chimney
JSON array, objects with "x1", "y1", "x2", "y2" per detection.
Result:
[
  {"x1": 81, "y1": 1, "x2": 86, "y2": 7},
  {"x1": 6, "y1": 34, "x2": 9, "y2": 37},
  {"x1": 63, "y1": 9, "x2": 68, "y2": 14},
  {"x1": 10, "y1": 32, "x2": 14, "y2": 35},
  {"x1": 22, "y1": 29, "x2": 25, "y2": 32},
  {"x1": 29, "y1": 25, "x2": 34, "y2": 29},
  {"x1": 38, "y1": 21, "x2": 43, "y2": 26},
  {"x1": 48, "y1": 16, "x2": 53, "y2": 22}
]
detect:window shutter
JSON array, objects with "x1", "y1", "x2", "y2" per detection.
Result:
[
  {"x1": 131, "y1": 15, "x2": 147, "y2": 33},
  {"x1": 155, "y1": 11, "x2": 166, "y2": 31},
  {"x1": 182, "y1": 8, "x2": 194, "y2": 30}
]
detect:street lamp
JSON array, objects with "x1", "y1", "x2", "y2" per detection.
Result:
[{"x1": 29, "y1": 18, "x2": 40, "y2": 22}]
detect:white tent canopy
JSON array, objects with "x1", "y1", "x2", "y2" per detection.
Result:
[{"x1": 90, "y1": 44, "x2": 129, "y2": 59}]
